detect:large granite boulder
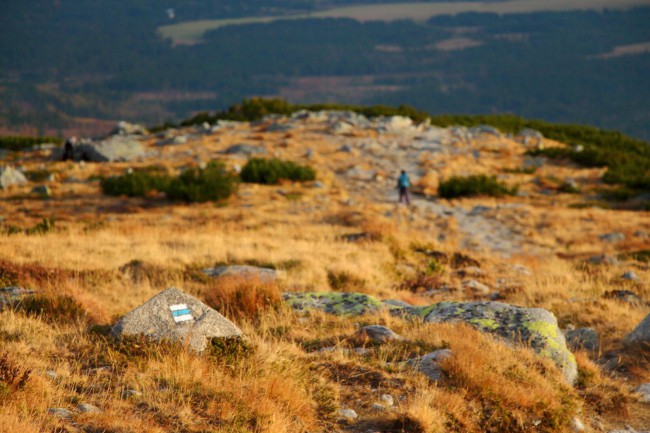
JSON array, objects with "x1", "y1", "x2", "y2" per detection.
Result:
[
  {"x1": 76, "y1": 136, "x2": 145, "y2": 162},
  {"x1": 111, "y1": 288, "x2": 242, "y2": 352},
  {"x1": 223, "y1": 144, "x2": 267, "y2": 156},
  {"x1": 624, "y1": 313, "x2": 650, "y2": 347},
  {"x1": 413, "y1": 301, "x2": 577, "y2": 384},
  {"x1": 0, "y1": 166, "x2": 28, "y2": 188}
]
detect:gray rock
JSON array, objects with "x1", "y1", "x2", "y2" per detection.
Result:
[
  {"x1": 588, "y1": 254, "x2": 620, "y2": 266},
  {"x1": 455, "y1": 267, "x2": 484, "y2": 278},
  {"x1": 462, "y1": 280, "x2": 490, "y2": 294},
  {"x1": 622, "y1": 271, "x2": 640, "y2": 281},
  {"x1": 45, "y1": 370, "x2": 57, "y2": 380},
  {"x1": 566, "y1": 327, "x2": 599, "y2": 352},
  {"x1": 339, "y1": 408, "x2": 358, "y2": 421},
  {"x1": 173, "y1": 135, "x2": 188, "y2": 145},
  {"x1": 600, "y1": 232, "x2": 626, "y2": 242},
  {"x1": 416, "y1": 301, "x2": 577, "y2": 384},
  {"x1": 346, "y1": 166, "x2": 376, "y2": 181},
  {"x1": 383, "y1": 299, "x2": 412, "y2": 308},
  {"x1": 223, "y1": 144, "x2": 267, "y2": 156},
  {"x1": 517, "y1": 128, "x2": 544, "y2": 140},
  {"x1": 380, "y1": 394, "x2": 394, "y2": 407},
  {"x1": 331, "y1": 121, "x2": 354, "y2": 135},
  {"x1": 634, "y1": 383, "x2": 650, "y2": 403},
  {"x1": 1, "y1": 286, "x2": 35, "y2": 309},
  {"x1": 69, "y1": 136, "x2": 145, "y2": 162},
  {"x1": 48, "y1": 408, "x2": 74, "y2": 419},
  {"x1": 357, "y1": 325, "x2": 403, "y2": 344},
  {"x1": 202, "y1": 265, "x2": 278, "y2": 282},
  {"x1": 265, "y1": 122, "x2": 294, "y2": 133},
  {"x1": 31, "y1": 185, "x2": 51, "y2": 196},
  {"x1": 283, "y1": 292, "x2": 399, "y2": 316},
  {"x1": 111, "y1": 287, "x2": 243, "y2": 353},
  {"x1": 338, "y1": 144, "x2": 354, "y2": 153},
  {"x1": 371, "y1": 403, "x2": 385, "y2": 410},
  {"x1": 603, "y1": 290, "x2": 644, "y2": 306},
  {"x1": 572, "y1": 417, "x2": 586, "y2": 432},
  {"x1": 624, "y1": 313, "x2": 650, "y2": 347},
  {"x1": 123, "y1": 389, "x2": 143, "y2": 398},
  {"x1": 116, "y1": 121, "x2": 148, "y2": 136},
  {"x1": 0, "y1": 166, "x2": 28, "y2": 188},
  {"x1": 409, "y1": 349, "x2": 452, "y2": 382},
  {"x1": 77, "y1": 403, "x2": 101, "y2": 413}
]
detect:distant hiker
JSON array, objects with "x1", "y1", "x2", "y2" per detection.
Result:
[
  {"x1": 397, "y1": 170, "x2": 411, "y2": 205},
  {"x1": 62, "y1": 137, "x2": 75, "y2": 161}
]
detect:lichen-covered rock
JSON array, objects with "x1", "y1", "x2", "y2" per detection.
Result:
[
  {"x1": 413, "y1": 301, "x2": 577, "y2": 384},
  {"x1": 0, "y1": 165, "x2": 28, "y2": 188},
  {"x1": 61, "y1": 136, "x2": 145, "y2": 162},
  {"x1": 202, "y1": 265, "x2": 278, "y2": 282},
  {"x1": 283, "y1": 292, "x2": 396, "y2": 316},
  {"x1": 111, "y1": 287, "x2": 242, "y2": 352},
  {"x1": 624, "y1": 313, "x2": 650, "y2": 347},
  {"x1": 0, "y1": 286, "x2": 35, "y2": 309}
]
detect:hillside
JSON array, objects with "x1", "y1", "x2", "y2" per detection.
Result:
[
  {"x1": 1, "y1": 109, "x2": 649, "y2": 432},
  {"x1": 1, "y1": 2, "x2": 649, "y2": 139}
]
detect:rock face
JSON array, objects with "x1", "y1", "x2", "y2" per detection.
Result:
[
  {"x1": 111, "y1": 288, "x2": 242, "y2": 352},
  {"x1": 624, "y1": 313, "x2": 650, "y2": 347},
  {"x1": 0, "y1": 166, "x2": 28, "y2": 188},
  {"x1": 202, "y1": 265, "x2": 278, "y2": 282},
  {"x1": 416, "y1": 301, "x2": 577, "y2": 384}
]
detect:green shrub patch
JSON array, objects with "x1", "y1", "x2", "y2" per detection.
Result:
[
  {"x1": 438, "y1": 175, "x2": 518, "y2": 199},
  {"x1": 240, "y1": 158, "x2": 316, "y2": 184}
]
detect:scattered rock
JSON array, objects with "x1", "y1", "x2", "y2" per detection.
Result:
[
  {"x1": 622, "y1": 271, "x2": 640, "y2": 281},
  {"x1": 634, "y1": 383, "x2": 650, "y2": 403},
  {"x1": 123, "y1": 389, "x2": 143, "y2": 398},
  {"x1": 572, "y1": 417, "x2": 586, "y2": 432},
  {"x1": 415, "y1": 301, "x2": 577, "y2": 384},
  {"x1": 77, "y1": 403, "x2": 101, "y2": 413},
  {"x1": 338, "y1": 144, "x2": 354, "y2": 153},
  {"x1": 64, "y1": 136, "x2": 145, "y2": 162},
  {"x1": 223, "y1": 144, "x2": 268, "y2": 156},
  {"x1": 338, "y1": 408, "x2": 358, "y2": 421},
  {"x1": 371, "y1": 403, "x2": 385, "y2": 410},
  {"x1": 409, "y1": 349, "x2": 452, "y2": 382},
  {"x1": 603, "y1": 290, "x2": 644, "y2": 306},
  {"x1": 624, "y1": 312, "x2": 650, "y2": 347},
  {"x1": 31, "y1": 185, "x2": 51, "y2": 196},
  {"x1": 0, "y1": 286, "x2": 35, "y2": 309},
  {"x1": 48, "y1": 408, "x2": 74, "y2": 419},
  {"x1": 380, "y1": 394, "x2": 394, "y2": 407},
  {"x1": 357, "y1": 325, "x2": 403, "y2": 344},
  {"x1": 111, "y1": 287, "x2": 243, "y2": 353},
  {"x1": 45, "y1": 370, "x2": 57, "y2": 380},
  {"x1": 588, "y1": 254, "x2": 619, "y2": 266},
  {"x1": 0, "y1": 165, "x2": 28, "y2": 188},
  {"x1": 517, "y1": 128, "x2": 544, "y2": 140},
  {"x1": 566, "y1": 327, "x2": 599, "y2": 352},
  {"x1": 462, "y1": 280, "x2": 490, "y2": 294},
  {"x1": 383, "y1": 299, "x2": 412, "y2": 308},
  {"x1": 512, "y1": 264, "x2": 532, "y2": 276},
  {"x1": 283, "y1": 292, "x2": 396, "y2": 316},
  {"x1": 599, "y1": 232, "x2": 626, "y2": 243},
  {"x1": 201, "y1": 265, "x2": 278, "y2": 282},
  {"x1": 331, "y1": 121, "x2": 354, "y2": 135},
  {"x1": 454, "y1": 266, "x2": 484, "y2": 278},
  {"x1": 115, "y1": 121, "x2": 148, "y2": 136}
]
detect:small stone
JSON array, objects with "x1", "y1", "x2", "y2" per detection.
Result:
[
  {"x1": 566, "y1": 327, "x2": 599, "y2": 352},
  {"x1": 588, "y1": 254, "x2": 619, "y2": 265},
  {"x1": 357, "y1": 325, "x2": 403, "y2": 344},
  {"x1": 31, "y1": 185, "x2": 51, "y2": 196},
  {"x1": 622, "y1": 271, "x2": 640, "y2": 281},
  {"x1": 599, "y1": 232, "x2": 625, "y2": 242},
  {"x1": 634, "y1": 383, "x2": 650, "y2": 403},
  {"x1": 410, "y1": 349, "x2": 452, "y2": 382},
  {"x1": 380, "y1": 394, "x2": 394, "y2": 407},
  {"x1": 48, "y1": 408, "x2": 74, "y2": 419},
  {"x1": 338, "y1": 408, "x2": 358, "y2": 421},
  {"x1": 123, "y1": 389, "x2": 143, "y2": 398},
  {"x1": 462, "y1": 280, "x2": 490, "y2": 294},
  {"x1": 371, "y1": 403, "x2": 384, "y2": 410},
  {"x1": 45, "y1": 370, "x2": 57, "y2": 380},
  {"x1": 572, "y1": 417, "x2": 586, "y2": 432},
  {"x1": 77, "y1": 403, "x2": 101, "y2": 413},
  {"x1": 455, "y1": 266, "x2": 484, "y2": 277}
]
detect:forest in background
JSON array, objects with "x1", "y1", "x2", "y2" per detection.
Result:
[{"x1": 0, "y1": 1, "x2": 648, "y2": 139}]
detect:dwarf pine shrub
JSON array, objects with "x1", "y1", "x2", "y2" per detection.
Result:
[
  {"x1": 240, "y1": 158, "x2": 316, "y2": 184},
  {"x1": 438, "y1": 175, "x2": 518, "y2": 198},
  {"x1": 100, "y1": 170, "x2": 172, "y2": 197}
]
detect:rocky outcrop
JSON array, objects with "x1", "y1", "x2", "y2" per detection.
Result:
[
  {"x1": 111, "y1": 288, "x2": 242, "y2": 352},
  {"x1": 624, "y1": 313, "x2": 650, "y2": 347},
  {"x1": 283, "y1": 292, "x2": 394, "y2": 316},
  {"x1": 0, "y1": 166, "x2": 28, "y2": 188}
]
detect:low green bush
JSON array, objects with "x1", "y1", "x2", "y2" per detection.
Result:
[
  {"x1": 0, "y1": 135, "x2": 62, "y2": 151},
  {"x1": 100, "y1": 162, "x2": 238, "y2": 203},
  {"x1": 166, "y1": 162, "x2": 238, "y2": 202},
  {"x1": 100, "y1": 170, "x2": 172, "y2": 198},
  {"x1": 240, "y1": 158, "x2": 316, "y2": 184},
  {"x1": 438, "y1": 175, "x2": 518, "y2": 199}
]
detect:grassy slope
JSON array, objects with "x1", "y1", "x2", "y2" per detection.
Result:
[{"x1": 1, "y1": 117, "x2": 649, "y2": 432}]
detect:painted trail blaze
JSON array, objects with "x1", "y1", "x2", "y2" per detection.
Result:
[{"x1": 170, "y1": 303, "x2": 193, "y2": 323}]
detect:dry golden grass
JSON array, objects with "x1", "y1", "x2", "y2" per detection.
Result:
[{"x1": 1, "y1": 117, "x2": 650, "y2": 431}]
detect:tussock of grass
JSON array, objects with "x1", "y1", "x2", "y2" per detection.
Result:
[{"x1": 201, "y1": 275, "x2": 283, "y2": 321}]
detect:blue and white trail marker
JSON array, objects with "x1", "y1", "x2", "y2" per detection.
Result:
[{"x1": 169, "y1": 304, "x2": 193, "y2": 323}]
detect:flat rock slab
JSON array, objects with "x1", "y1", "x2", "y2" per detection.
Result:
[
  {"x1": 111, "y1": 287, "x2": 242, "y2": 352},
  {"x1": 283, "y1": 292, "x2": 398, "y2": 316},
  {"x1": 202, "y1": 265, "x2": 278, "y2": 282}
]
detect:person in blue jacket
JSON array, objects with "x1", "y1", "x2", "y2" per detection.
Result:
[{"x1": 397, "y1": 170, "x2": 411, "y2": 204}]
